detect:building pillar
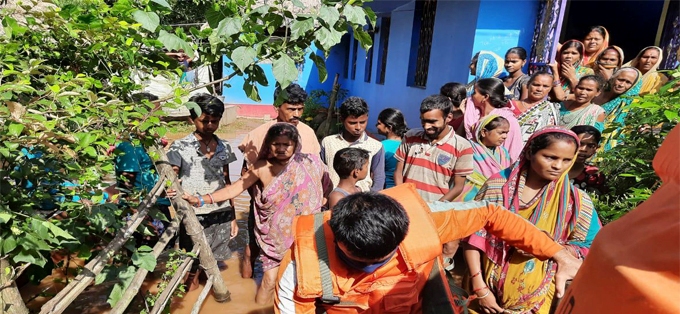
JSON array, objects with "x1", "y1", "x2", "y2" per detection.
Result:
[{"x1": 528, "y1": 0, "x2": 568, "y2": 67}]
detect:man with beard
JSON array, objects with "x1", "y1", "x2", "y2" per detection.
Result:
[
  {"x1": 394, "y1": 95, "x2": 473, "y2": 270},
  {"x1": 238, "y1": 83, "x2": 321, "y2": 278},
  {"x1": 394, "y1": 94, "x2": 473, "y2": 202}
]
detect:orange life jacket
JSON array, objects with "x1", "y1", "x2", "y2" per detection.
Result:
[{"x1": 290, "y1": 184, "x2": 466, "y2": 313}]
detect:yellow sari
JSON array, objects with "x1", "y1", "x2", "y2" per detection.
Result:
[{"x1": 467, "y1": 126, "x2": 601, "y2": 314}]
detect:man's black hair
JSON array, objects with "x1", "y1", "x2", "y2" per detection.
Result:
[
  {"x1": 273, "y1": 83, "x2": 307, "y2": 106},
  {"x1": 329, "y1": 192, "x2": 409, "y2": 260},
  {"x1": 571, "y1": 125, "x2": 602, "y2": 144},
  {"x1": 339, "y1": 96, "x2": 369, "y2": 120},
  {"x1": 333, "y1": 147, "x2": 370, "y2": 179},
  {"x1": 419, "y1": 94, "x2": 452, "y2": 116},
  {"x1": 188, "y1": 93, "x2": 225, "y2": 119}
]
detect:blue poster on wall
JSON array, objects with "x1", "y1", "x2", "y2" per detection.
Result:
[{"x1": 467, "y1": 29, "x2": 522, "y2": 82}]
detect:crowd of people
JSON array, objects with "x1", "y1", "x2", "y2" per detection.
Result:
[{"x1": 134, "y1": 25, "x2": 675, "y2": 313}]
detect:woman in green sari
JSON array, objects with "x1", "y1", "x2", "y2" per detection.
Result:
[
  {"x1": 592, "y1": 67, "x2": 643, "y2": 151},
  {"x1": 549, "y1": 40, "x2": 594, "y2": 102}
]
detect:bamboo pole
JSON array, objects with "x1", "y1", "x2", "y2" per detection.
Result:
[
  {"x1": 109, "y1": 215, "x2": 183, "y2": 314},
  {"x1": 0, "y1": 258, "x2": 30, "y2": 314},
  {"x1": 39, "y1": 176, "x2": 166, "y2": 314},
  {"x1": 322, "y1": 73, "x2": 341, "y2": 138},
  {"x1": 149, "y1": 145, "x2": 231, "y2": 303},
  {"x1": 148, "y1": 247, "x2": 199, "y2": 314},
  {"x1": 190, "y1": 275, "x2": 213, "y2": 314}
]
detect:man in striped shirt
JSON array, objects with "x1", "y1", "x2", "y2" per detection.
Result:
[
  {"x1": 394, "y1": 94, "x2": 473, "y2": 202},
  {"x1": 394, "y1": 95, "x2": 473, "y2": 269}
]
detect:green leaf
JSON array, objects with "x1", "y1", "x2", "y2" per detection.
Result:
[
  {"x1": 272, "y1": 54, "x2": 298, "y2": 89},
  {"x1": 8, "y1": 123, "x2": 24, "y2": 137},
  {"x1": 108, "y1": 283, "x2": 124, "y2": 307},
  {"x1": 343, "y1": 5, "x2": 366, "y2": 25},
  {"x1": 3, "y1": 236, "x2": 16, "y2": 255},
  {"x1": 215, "y1": 17, "x2": 241, "y2": 38},
  {"x1": 316, "y1": 27, "x2": 343, "y2": 51},
  {"x1": 243, "y1": 81, "x2": 261, "y2": 102},
  {"x1": 0, "y1": 212, "x2": 12, "y2": 223},
  {"x1": 131, "y1": 10, "x2": 159, "y2": 32},
  {"x1": 291, "y1": 0, "x2": 304, "y2": 8},
  {"x1": 309, "y1": 52, "x2": 328, "y2": 83},
  {"x1": 364, "y1": 7, "x2": 377, "y2": 27},
  {"x1": 664, "y1": 110, "x2": 678, "y2": 121},
  {"x1": 132, "y1": 250, "x2": 157, "y2": 272},
  {"x1": 149, "y1": 0, "x2": 171, "y2": 9},
  {"x1": 158, "y1": 30, "x2": 194, "y2": 58},
  {"x1": 290, "y1": 17, "x2": 314, "y2": 40},
  {"x1": 251, "y1": 4, "x2": 270, "y2": 15},
  {"x1": 231, "y1": 46, "x2": 257, "y2": 73},
  {"x1": 78, "y1": 132, "x2": 97, "y2": 148},
  {"x1": 319, "y1": 6, "x2": 340, "y2": 27},
  {"x1": 353, "y1": 27, "x2": 373, "y2": 50},
  {"x1": 249, "y1": 64, "x2": 269, "y2": 86},
  {"x1": 43, "y1": 221, "x2": 76, "y2": 240},
  {"x1": 184, "y1": 101, "x2": 200, "y2": 117},
  {"x1": 13, "y1": 249, "x2": 47, "y2": 267}
]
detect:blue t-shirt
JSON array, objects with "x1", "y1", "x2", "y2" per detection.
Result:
[
  {"x1": 381, "y1": 139, "x2": 401, "y2": 189},
  {"x1": 115, "y1": 142, "x2": 170, "y2": 206}
]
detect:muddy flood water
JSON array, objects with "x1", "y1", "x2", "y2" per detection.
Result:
[{"x1": 20, "y1": 120, "x2": 275, "y2": 313}]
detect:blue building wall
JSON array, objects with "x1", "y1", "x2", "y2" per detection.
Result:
[
  {"x1": 222, "y1": 44, "x2": 341, "y2": 104},
  {"x1": 220, "y1": 0, "x2": 539, "y2": 132},
  {"x1": 329, "y1": 0, "x2": 539, "y2": 131}
]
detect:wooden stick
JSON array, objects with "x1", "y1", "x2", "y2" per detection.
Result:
[
  {"x1": 148, "y1": 247, "x2": 199, "y2": 314},
  {"x1": 190, "y1": 275, "x2": 213, "y2": 314},
  {"x1": 108, "y1": 215, "x2": 183, "y2": 314},
  {"x1": 149, "y1": 145, "x2": 231, "y2": 303},
  {"x1": 0, "y1": 257, "x2": 30, "y2": 314},
  {"x1": 38, "y1": 177, "x2": 165, "y2": 314}
]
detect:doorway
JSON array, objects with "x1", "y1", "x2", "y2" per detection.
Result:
[{"x1": 560, "y1": 0, "x2": 666, "y2": 64}]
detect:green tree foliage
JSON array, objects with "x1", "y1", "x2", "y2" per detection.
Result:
[
  {"x1": 0, "y1": 0, "x2": 374, "y2": 307},
  {"x1": 594, "y1": 70, "x2": 679, "y2": 223}
]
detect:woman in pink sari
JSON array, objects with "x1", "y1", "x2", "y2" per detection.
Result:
[
  {"x1": 178, "y1": 122, "x2": 332, "y2": 304},
  {"x1": 464, "y1": 78, "x2": 524, "y2": 162}
]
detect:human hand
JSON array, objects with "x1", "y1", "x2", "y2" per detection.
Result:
[
  {"x1": 476, "y1": 287, "x2": 504, "y2": 313},
  {"x1": 561, "y1": 63, "x2": 576, "y2": 81},
  {"x1": 596, "y1": 64, "x2": 613, "y2": 80},
  {"x1": 230, "y1": 220, "x2": 239, "y2": 239},
  {"x1": 552, "y1": 248, "x2": 583, "y2": 298}
]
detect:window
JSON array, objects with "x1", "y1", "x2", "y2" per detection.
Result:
[
  {"x1": 364, "y1": 27, "x2": 375, "y2": 83},
  {"x1": 342, "y1": 36, "x2": 350, "y2": 79},
  {"x1": 407, "y1": 0, "x2": 437, "y2": 87},
  {"x1": 376, "y1": 17, "x2": 391, "y2": 85},
  {"x1": 351, "y1": 38, "x2": 359, "y2": 80}
]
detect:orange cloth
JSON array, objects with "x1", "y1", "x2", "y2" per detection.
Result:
[
  {"x1": 556, "y1": 125, "x2": 680, "y2": 314},
  {"x1": 276, "y1": 184, "x2": 563, "y2": 313},
  {"x1": 238, "y1": 120, "x2": 320, "y2": 167}
]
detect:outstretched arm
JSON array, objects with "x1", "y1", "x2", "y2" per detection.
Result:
[
  {"x1": 179, "y1": 168, "x2": 260, "y2": 206},
  {"x1": 430, "y1": 200, "x2": 581, "y2": 297}
]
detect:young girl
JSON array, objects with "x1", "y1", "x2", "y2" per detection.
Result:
[
  {"x1": 328, "y1": 147, "x2": 369, "y2": 209},
  {"x1": 558, "y1": 75, "x2": 606, "y2": 132},
  {"x1": 550, "y1": 40, "x2": 594, "y2": 101},
  {"x1": 464, "y1": 126, "x2": 601, "y2": 314},
  {"x1": 503, "y1": 47, "x2": 530, "y2": 100},
  {"x1": 376, "y1": 108, "x2": 408, "y2": 189},
  {"x1": 464, "y1": 78, "x2": 523, "y2": 161},
  {"x1": 170, "y1": 123, "x2": 331, "y2": 304},
  {"x1": 440, "y1": 82, "x2": 467, "y2": 131},
  {"x1": 456, "y1": 115, "x2": 512, "y2": 201}
]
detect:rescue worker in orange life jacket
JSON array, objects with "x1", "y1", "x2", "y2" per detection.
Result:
[{"x1": 275, "y1": 183, "x2": 582, "y2": 314}]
